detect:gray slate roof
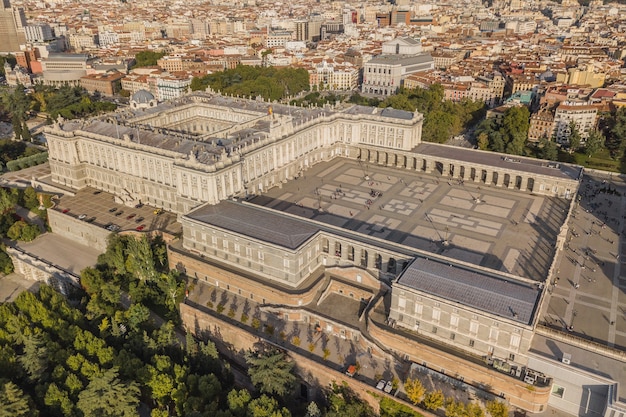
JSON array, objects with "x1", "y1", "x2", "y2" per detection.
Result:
[
  {"x1": 397, "y1": 257, "x2": 540, "y2": 324},
  {"x1": 186, "y1": 201, "x2": 319, "y2": 250}
]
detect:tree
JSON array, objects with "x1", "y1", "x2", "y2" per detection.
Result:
[
  {"x1": 538, "y1": 137, "x2": 558, "y2": 161},
  {"x1": 76, "y1": 368, "x2": 140, "y2": 417},
  {"x1": 132, "y1": 50, "x2": 166, "y2": 68},
  {"x1": 585, "y1": 130, "x2": 605, "y2": 157},
  {"x1": 404, "y1": 377, "x2": 425, "y2": 405},
  {"x1": 445, "y1": 398, "x2": 466, "y2": 417},
  {"x1": 245, "y1": 347, "x2": 296, "y2": 397},
  {"x1": 486, "y1": 400, "x2": 508, "y2": 417},
  {"x1": 18, "y1": 334, "x2": 48, "y2": 382},
  {"x1": 247, "y1": 394, "x2": 291, "y2": 417},
  {"x1": 501, "y1": 106, "x2": 530, "y2": 155},
  {"x1": 0, "y1": 381, "x2": 37, "y2": 417},
  {"x1": 607, "y1": 107, "x2": 626, "y2": 158},
  {"x1": 227, "y1": 388, "x2": 251, "y2": 417},
  {"x1": 305, "y1": 402, "x2": 322, "y2": 417},
  {"x1": 568, "y1": 121, "x2": 581, "y2": 153},
  {"x1": 466, "y1": 402, "x2": 485, "y2": 417},
  {"x1": 423, "y1": 389, "x2": 445, "y2": 411}
]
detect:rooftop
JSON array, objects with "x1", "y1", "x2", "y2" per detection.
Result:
[{"x1": 397, "y1": 257, "x2": 540, "y2": 325}]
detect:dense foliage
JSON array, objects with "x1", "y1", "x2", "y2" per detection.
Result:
[
  {"x1": 132, "y1": 50, "x2": 166, "y2": 68},
  {"x1": 474, "y1": 106, "x2": 530, "y2": 155},
  {"x1": 0, "y1": 55, "x2": 17, "y2": 76},
  {"x1": 190, "y1": 65, "x2": 310, "y2": 102},
  {"x1": 375, "y1": 85, "x2": 486, "y2": 144}
]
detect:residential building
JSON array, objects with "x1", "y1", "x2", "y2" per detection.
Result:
[
  {"x1": 553, "y1": 101, "x2": 598, "y2": 144},
  {"x1": 80, "y1": 70, "x2": 125, "y2": 96}
]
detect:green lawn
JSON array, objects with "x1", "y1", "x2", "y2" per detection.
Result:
[{"x1": 565, "y1": 149, "x2": 624, "y2": 173}]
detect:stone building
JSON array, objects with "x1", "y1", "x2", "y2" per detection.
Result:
[{"x1": 43, "y1": 91, "x2": 584, "y2": 412}]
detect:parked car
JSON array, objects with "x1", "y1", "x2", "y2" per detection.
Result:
[
  {"x1": 135, "y1": 202, "x2": 143, "y2": 208},
  {"x1": 384, "y1": 381, "x2": 393, "y2": 393},
  {"x1": 153, "y1": 208, "x2": 163, "y2": 215},
  {"x1": 62, "y1": 208, "x2": 70, "y2": 213},
  {"x1": 376, "y1": 380, "x2": 386, "y2": 390},
  {"x1": 78, "y1": 214, "x2": 87, "y2": 220},
  {"x1": 126, "y1": 213, "x2": 136, "y2": 220},
  {"x1": 135, "y1": 217, "x2": 144, "y2": 223},
  {"x1": 109, "y1": 207, "x2": 117, "y2": 213},
  {"x1": 115, "y1": 210, "x2": 124, "y2": 217},
  {"x1": 136, "y1": 224, "x2": 145, "y2": 231}
]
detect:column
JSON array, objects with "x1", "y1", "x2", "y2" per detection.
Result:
[
  {"x1": 508, "y1": 175, "x2": 515, "y2": 189},
  {"x1": 473, "y1": 167, "x2": 481, "y2": 182}
]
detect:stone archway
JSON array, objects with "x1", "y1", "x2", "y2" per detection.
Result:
[{"x1": 435, "y1": 161, "x2": 444, "y2": 175}]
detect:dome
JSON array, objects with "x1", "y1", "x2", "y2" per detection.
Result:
[{"x1": 131, "y1": 89, "x2": 155, "y2": 104}]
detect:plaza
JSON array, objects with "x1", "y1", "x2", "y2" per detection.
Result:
[{"x1": 251, "y1": 156, "x2": 569, "y2": 281}]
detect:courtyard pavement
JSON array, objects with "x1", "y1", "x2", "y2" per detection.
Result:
[{"x1": 251, "y1": 157, "x2": 568, "y2": 281}]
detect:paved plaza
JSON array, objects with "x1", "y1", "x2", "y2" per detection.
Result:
[
  {"x1": 251, "y1": 157, "x2": 569, "y2": 281},
  {"x1": 537, "y1": 173, "x2": 626, "y2": 350}
]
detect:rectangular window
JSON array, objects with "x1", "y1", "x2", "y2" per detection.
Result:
[
  {"x1": 510, "y1": 334, "x2": 521, "y2": 349},
  {"x1": 450, "y1": 333, "x2": 456, "y2": 340},
  {"x1": 398, "y1": 297, "x2": 406, "y2": 310},
  {"x1": 470, "y1": 321, "x2": 479, "y2": 335},
  {"x1": 489, "y1": 327, "x2": 499, "y2": 342},
  {"x1": 432, "y1": 308, "x2": 441, "y2": 322},
  {"x1": 432, "y1": 326, "x2": 438, "y2": 334},
  {"x1": 415, "y1": 304, "x2": 423, "y2": 315},
  {"x1": 508, "y1": 353, "x2": 515, "y2": 361},
  {"x1": 469, "y1": 339, "x2": 475, "y2": 347},
  {"x1": 551, "y1": 385, "x2": 565, "y2": 398},
  {"x1": 450, "y1": 315, "x2": 459, "y2": 329},
  {"x1": 283, "y1": 258, "x2": 289, "y2": 268}
]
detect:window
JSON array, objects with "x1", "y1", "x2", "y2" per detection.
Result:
[
  {"x1": 450, "y1": 333, "x2": 455, "y2": 340},
  {"x1": 469, "y1": 339, "x2": 475, "y2": 347},
  {"x1": 508, "y1": 353, "x2": 515, "y2": 361},
  {"x1": 415, "y1": 304, "x2": 423, "y2": 315},
  {"x1": 470, "y1": 321, "x2": 479, "y2": 335},
  {"x1": 551, "y1": 385, "x2": 565, "y2": 398},
  {"x1": 398, "y1": 297, "x2": 406, "y2": 311},
  {"x1": 510, "y1": 334, "x2": 521, "y2": 349},
  {"x1": 489, "y1": 327, "x2": 499, "y2": 342},
  {"x1": 432, "y1": 308, "x2": 441, "y2": 322},
  {"x1": 450, "y1": 315, "x2": 459, "y2": 328},
  {"x1": 432, "y1": 326, "x2": 438, "y2": 334}
]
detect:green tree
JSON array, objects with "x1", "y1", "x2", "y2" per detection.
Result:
[
  {"x1": 44, "y1": 383, "x2": 74, "y2": 416},
  {"x1": 247, "y1": 394, "x2": 291, "y2": 417},
  {"x1": 423, "y1": 389, "x2": 445, "y2": 411},
  {"x1": 404, "y1": 377, "x2": 425, "y2": 405},
  {"x1": 0, "y1": 55, "x2": 17, "y2": 75},
  {"x1": 585, "y1": 129, "x2": 605, "y2": 157},
  {"x1": 568, "y1": 121, "x2": 581, "y2": 153},
  {"x1": 486, "y1": 400, "x2": 508, "y2": 417},
  {"x1": 501, "y1": 106, "x2": 530, "y2": 155},
  {"x1": 132, "y1": 50, "x2": 166, "y2": 68},
  {"x1": 246, "y1": 347, "x2": 296, "y2": 397},
  {"x1": 0, "y1": 381, "x2": 37, "y2": 417},
  {"x1": 305, "y1": 402, "x2": 322, "y2": 417},
  {"x1": 227, "y1": 388, "x2": 252, "y2": 417},
  {"x1": 1, "y1": 86, "x2": 31, "y2": 139},
  {"x1": 538, "y1": 137, "x2": 558, "y2": 161},
  {"x1": 0, "y1": 249, "x2": 13, "y2": 274},
  {"x1": 607, "y1": 107, "x2": 626, "y2": 158},
  {"x1": 76, "y1": 368, "x2": 140, "y2": 417},
  {"x1": 18, "y1": 334, "x2": 48, "y2": 382}
]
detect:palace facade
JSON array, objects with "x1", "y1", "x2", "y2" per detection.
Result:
[{"x1": 43, "y1": 91, "x2": 584, "y2": 412}]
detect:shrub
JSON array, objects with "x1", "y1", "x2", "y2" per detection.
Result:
[
  {"x1": 292, "y1": 336, "x2": 300, "y2": 346},
  {"x1": 216, "y1": 304, "x2": 225, "y2": 314},
  {"x1": 240, "y1": 313, "x2": 249, "y2": 323},
  {"x1": 251, "y1": 318, "x2": 261, "y2": 329}
]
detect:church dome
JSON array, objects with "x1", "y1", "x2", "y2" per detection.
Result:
[{"x1": 131, "y1": 89, "x2": 155, "y2": 104}]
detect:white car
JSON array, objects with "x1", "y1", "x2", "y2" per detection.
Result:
[
  {"x1": 384, "y1": 380, "x2": 393, "y2": 393},
  {"x1": 78, "y1": 214, "x2": 87, "y2": 220},
  {"x1": 376, "y1": 380, "x2": 386, "y2": 390}
]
